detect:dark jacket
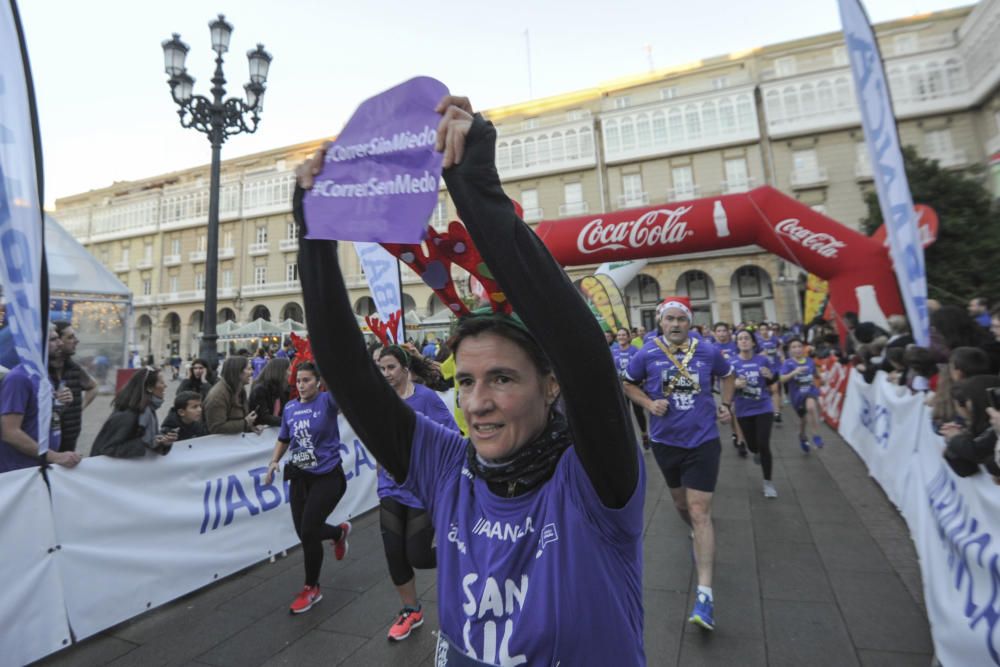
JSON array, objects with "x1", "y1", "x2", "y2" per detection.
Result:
[
  {"x1": 945, "y1": 427, "x2": 1000, "y2": 477},
  {"x1": 161, "y1": 409, "x2": 208, "y2": 441},
  {"x1": 91, "y1": 410, "x2": 148, "y2": 458},
  {"x1": 49, "y1": 358, "x2": 94, "y2": 452},
  {"x1": 178, "y1": 376, "x2": 215, "y2": 401},
  {"x1": 248, "y1": 382, "x2": 289, "y2": 427}
]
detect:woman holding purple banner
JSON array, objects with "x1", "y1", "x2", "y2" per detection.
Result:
[{"x1": 294, "y1": 94, "x2": 644, "y2": 665}]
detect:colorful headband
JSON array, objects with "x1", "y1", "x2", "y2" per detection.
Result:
[{"x1": 365, "y1": 311, "x2": 402, "y2": 348}]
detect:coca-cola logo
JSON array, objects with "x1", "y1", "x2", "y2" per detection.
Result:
[
  {"x1": 577, "y1": 207, "x2": 694, "y2": 255},
  {"x1": 774, "y1": 218, "x2": 846, "y2": 259}
]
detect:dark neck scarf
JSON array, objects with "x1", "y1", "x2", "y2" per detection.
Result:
[{"x1": 466, "y1": 410, "x2": 572, "y2": 498}]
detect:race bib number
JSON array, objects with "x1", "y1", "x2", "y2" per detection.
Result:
[{"x1": 291, "y1": 447, "x2": 319, "y2": 470}]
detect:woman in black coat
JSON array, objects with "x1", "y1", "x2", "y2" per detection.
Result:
[{"x1": 91, "y1": 368, "x2": 177, "y2": 458}]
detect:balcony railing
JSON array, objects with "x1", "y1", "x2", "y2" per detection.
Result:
[
  {"x1": 163, "y1": 254, "x2": 181, "y2": 266},
  {"x1": 241, "y1": 280, "x2": 299, "y2": 296},
  {"x1": 113, "y1": 260, "x2": 130, "y2": 272},
  {"x1": 162, "y1": 290, "x2": 205, "y2": 303},
  {"x1": 666, "y1": 185, "x2": 700, "y2": 202},
  {"x1": 248, "y1": 242, "x2": 270, "y2": 256},
  {"x1": 617, "y1": 193, "x2": 650, "y2": 209},
  {"x1": 522, "y1": 207, "x2": 544, "y2": 222},
  {"x1": 133, "y1": 294, "x2": 156, "y2": 306},
  {"x1": 279, "y1": 238, "x2": 299, "y2": 251},
  {"x1": 136, "y1": 257, "x2": 154, "y2": 270},
  {"x1": 219, "y1": 287, "x2": 237, "y2": 298},
  {"x1": 558, "y1": 201, "x2": 589, "y2": 217},
  {"x1": 926, "y1": 149, "x2": 968, "y2": 168},
  {"x1": 189, "y1": 250, "x2": 207, "y2": 263},
  {"x1": 218, "y1": 246, "x2": 235, "y2": 259},
  {"x1": 720, "y1": 178, "x2": 755, "y2": 194},
  {"x1": 790, "y1": 166, "x2": 829, "y2": 188}
]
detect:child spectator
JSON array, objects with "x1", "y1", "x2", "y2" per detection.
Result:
[{"x1": 160, "y1": 391, "x2": 208, "y2": 441}]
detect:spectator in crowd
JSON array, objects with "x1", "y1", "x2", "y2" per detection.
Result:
[
  {"x1": 178, "y1": 357, "x2": 215, "y2": 401},
  {"x1": 968, "y1": 297, "x2": 991, "y2": 329},
  {"x1": 249, "y1": 357, "x2": 291, "y2": 427},
  {"x1": 940, "y1": 375, "x2": 1000, "y2": 478},
  {"x1": 949, "y1": 346, "x2": 991, "y2": 383},
  {"x1": 49, "y1": 322, "x2": 98, "y2": 454},
  {"x1": 933, "y1": 305, "x2": 1000, "y2": 373},
  {"x1": 204, "y1": 356, "x2": 263, "y2": 435},
  {"x1": 1, "y1": 325, "x2": 80, "y2": 472},
  {"x1": 276, "y1": 339, "x2": 296, "y2": 360},
  {"x1": 160, "y1": 391, "x2": 208, "y2": 441},
  {"x1": 903, "y1": 346, "x2": 940, "y2": 392},
  {"x1": 420, "y1": 337, "x2": 439, "y2": 359},
  {"x1": 251, "y1": 348, "x2": 268, "y2": 380},
  {"x1": 91, "y1": 367, "x2": 177, "y2": 458}
]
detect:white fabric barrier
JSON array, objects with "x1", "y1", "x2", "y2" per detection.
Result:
[
  {"x1": 0, "y1": 467, "x2": 73, "y2": 666},
  {"x1": 839, "y1": 371, "x2": 1000, "y2": 666},
  {"x1": 47, "y1": 418, "x2": 378, "y2": 641}
]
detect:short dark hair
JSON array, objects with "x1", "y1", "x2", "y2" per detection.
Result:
[
  {"x1": 712, "y1": 322, "x2": 730, "y2": 331},
  {"x1": 950, "y1": 346, "x2": 990, "y2": 378},
  {"x1": 295, "y1": 361, "x2": 320, "y2": 379},
  {"x1": 734, "y1": 328, "x2": 760, "y2": 353},
  {"x1": 843, "y1": 312, "x2": 859, "y2": 327},
  {"x1": 174, "y1": 391, "x2": 202, "y2": 411},
  {"x1": 54, "y1": 321, "x2": 73, "y2": 336},
  {"x1": 448, "y1": 316, "x2": 553, "y2": 377}
]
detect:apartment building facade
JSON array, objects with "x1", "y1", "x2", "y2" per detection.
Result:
[{"x1": 55, "y1": 1, "x2": 1000, "y2": 359}]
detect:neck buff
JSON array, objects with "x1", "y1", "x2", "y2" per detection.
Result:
[{"x1": 466, "y1": 409, "x2": 572, "y2": 498}]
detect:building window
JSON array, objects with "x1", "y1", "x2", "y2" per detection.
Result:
[
  {"x1": 120, "y1": 246, "x2": 130, "y2": 264},
  {"x1": 924, "y1": 128, "x2": 954, "y2": 160},
  {"x1": 604, "y1": 120, "x2": 620, "y2": 154},
  {"x1": 143, "y1": 242, "x2": 153, "y2": 261},
  {"x1": 522, "y1": 118, "x2": 538, "y2": 130},
  {"x1": 682, "y1": 270, "x2": 710, "y2": 301},
  {"x1": 724, "y1": 158, "x2": 749, "y2": 191},
  {"x1": 622, "y1": 173, "x2": 644, "y2": 206},
  {"x1": 637, "y1": 275, "x2": 660, "y2": 304},
  {"x1": 223, "y1": 229, "x2": 233, "y2": 250},
  {"x1": 564, "y1": 182, "x2": 583, "y2": 205},
  {"x1": 168, "y1": 276, "x2": 179, "y2": 293},
  {"x1": 520, "y1": 188, "x2": 540, "y2": 220},
  {"x1": 832, "y1": 46, "x2": 847, "y2": 66},
  {"x1": 736, "y1": 266, "x2": 763, "y2": 297},
  {"x1": 660, "y1": 87, "x2": 677, "y2": 100},
  {"x1": 671, "y1": 165, "x2": 695, "y2": 199},
  {"x1": 195, "y1": 272, "x2": 205, "y2": 290},
  {"x1": 286, "y1": 221, "x2": 298, "y2": 240},
  {"x1": 620, "y1": 119, "x2": 635, "y2": 151},
  {"x1": 635, "y1": 114, "x2": 652, "y2": 147},
  {"x1": 566, "y1": 109, "x2": 586, "y2": 121},
  {"x1": 652, "y1": 111, "x2": 668, "y2": 144},
  {"x1": 793, "y1": 149, "x2": 820, "y2": 175},
  {"x1": 170, "y1": 238, "x2": 181, "y2": 255},
  {"x1": 142, "y1": 278, "x2": 152, "y2": 296},
  {"x1": 286, "y1": 263, "x2": 299, "y2": 283},
  {"x1": 613, "y1": 96, "x2": 631, "y2": 109},
  {"x1": 222, "y1": 269, "x2": 233, "y2": 289},
  {"x1": 894, "y1": 33, "x2": 917, "y2": 55},
  {"x1": 855, "y1": 142, "x2": 872, "y2": 175},
  {"x1": 431, "y1": 198, "x2": 448, "y2": 228},
  {"x1": 684, "y1": 105, "x2": 701, "y2": 139},
  {"x1": 775, "y1": 57, "x2": 797, "y2": 77},
  {"x1": 255, "y1": 226, "x2": 268, "y2": 244},
  {"x1": 100, "y1": 248, "x2": 109, "y2": 264},
  {"x1": 711, "y1": 76, "x2": 728, "y2": 90},
  {"x1": 668, "y1": 109, "x2": 683, "y2": 141},
  {"x1": 254, "y1": 265, "x2": 267, "y2": 286}
]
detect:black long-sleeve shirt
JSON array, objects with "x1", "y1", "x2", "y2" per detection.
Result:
[{"x1": 296, "y1": 115, "x2": 638, "y2": 508}]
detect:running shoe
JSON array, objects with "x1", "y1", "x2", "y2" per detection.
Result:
[
  {"x1": 774, "y1": 411, "x2": 783, "y2": 424},
  {"x1": 799, "y1": 437, "x2": 810, "y2": 454},
  {"x1": 688, "y1": 592, "x2": 715, "y2": 630},
  {"x1": 763, "y1": 481, "x2": 778, "y2": 499},
  {"x1": 333, "y1": 521, "x2": 352, "y2": 560},
  {"x1": 387, "y1": 607, "x2": 425, "y2": 641},
  {"x1": 289, "y1": 585, "x2": 322, "y2": 614},
  {"x1": 812, "y1": 435, "x2": 825, "y2": 449}
]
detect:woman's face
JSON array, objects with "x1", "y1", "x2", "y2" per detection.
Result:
[
  {"x1": 241, "y1": 360, "x2": 253, "y2": 385},
  {"x1": 789, "y1": 341, "x2": 804, "y2": 359},
  {"x1": 736, "y1": 330, "x2": 755, "y2": 353},
  {"x1": 151, "y1": 371, "x2": 167, "y2": 399},
  {"x1": 456, "y1": 332, "x2": 558, "y2": 462},
  {"x1": 616, "y1": 329, "x2": 630, "y2": 346},
  {"x1": 192, "y1": 363, "x2": 206, "y2": 380},
  {"x1": 296, "y1": 370, "x2": 320, "y2": 401},
  {"x1": 378, "y1": 354, "x2": 408, "y2": 392}
]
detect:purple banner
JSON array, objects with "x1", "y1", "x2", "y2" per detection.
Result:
[{"x1": 303, "y1": 76, "x2": 448, "y2": 243}]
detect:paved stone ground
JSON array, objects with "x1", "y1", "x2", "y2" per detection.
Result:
[{"x1": 42, "y1": 388, "x2": 933, "y2": 666}]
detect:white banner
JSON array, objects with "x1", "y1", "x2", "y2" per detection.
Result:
[
  {"x1": 354, "y1": 241, "x2": 404, "y2": 341},
  {"x1": 595, "y1": 259, "x2": 647, "y2": 291},
  {"x1": 0, "y1": 467, "x2": 72, "y2": 665},
  {"x1": 0, "y1": 0, "x2": 50, "y2": 450},
  {"x1": 47, "y1": 419, "x2": 379, "y2": 640},
  {"x1": 839, "y1": 372, "x2": 1000, "y2": 665},
  {"x1": 838, "y1": 0, "x2": 929, "y2": 346}
]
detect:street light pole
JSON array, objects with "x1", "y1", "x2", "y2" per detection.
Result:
[{"x1": 161, "y1": 15, "x2": 271, "y2": 369}]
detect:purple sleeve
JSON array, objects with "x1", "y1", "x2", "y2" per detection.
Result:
[
  {"x1": 0, "y1": 372, "x2": 32, "y2": 415},
  {"x1": 623, "y1": 346, "x2": 647, "y2": 384},
  {"x1": 424, "y1": 391, "x2": 459, "y2": 432},
  {"x1": 712, "y1": 347, "x2": 733, "y2": 378},
  {"x1": 278, "y1": 403, "x2": 291, "y2": 442},
  {"x1": 403, "y1": 414, "x2": 468, "y2": 513}
]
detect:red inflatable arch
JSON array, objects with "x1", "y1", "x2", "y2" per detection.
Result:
[{"x1": 534, "y1": 186, "x2": 903, "y2": 334}]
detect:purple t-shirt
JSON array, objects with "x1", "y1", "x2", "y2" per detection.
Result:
[
  {"x1": 610, "y1": 344, "x2": 639, "y2": 376},
  {"x1": 278, "y1": 392, "x2": 343, "y2": 475},
  {"x1": 782, "y1": 357, "x2": 819, "y2": 409},
  {"x1": 759, "y1": 336, "x2": 781, "y2": 369},
  {"x1": 378, "y1": 383, "x2": 457, "y2": 508},
  {"x1": 402, "y1": 416, "x2": 645, "y2": 666},
  {"x1": 251, "y1": 356, "x2": 268, "y2": 379},
  {"x1": 0, "y1": 364, "x2": 60, "y2": 473},
  {"x1": 731, "y1": 354, "x2": 775, "y2": 418},
  {"x1": 624, "y1": 337, "x2": 733, "y2": 449},
  {"x1": 714, "y1": 339, "x2": 738, "y2": 361}
]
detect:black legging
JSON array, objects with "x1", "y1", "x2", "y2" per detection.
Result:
[
  {"x1": 737, "y1": 413, "x2": 774, "y2": 481},
  {"x1": 290, "y1": 466, "x2": 347, "y2": 586},
  {"x1": 631, "y1": 402, "x2": 647, "y2": 435},
  {"x1": 380, "y1": 497, "x2": 436, "y2": 586}
]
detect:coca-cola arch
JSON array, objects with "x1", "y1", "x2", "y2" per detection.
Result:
[{"x1": 534, "y1": 186, "x2": 902, "y2": 334}]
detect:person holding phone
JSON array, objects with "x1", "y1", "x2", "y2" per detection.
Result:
[
  {"x1": 204, "y1": 356, "x2": 262, "y2": 435},
  {"x1": 91, "y1": 367, "x2": 177, "y2": 458},
  {"x1": 263, "y1": 362, "x2": 351, "y2": 614}
]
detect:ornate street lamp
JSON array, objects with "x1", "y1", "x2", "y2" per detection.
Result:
[{"x1": 161, "y1": 15, "x2": 272, "y2": 367}]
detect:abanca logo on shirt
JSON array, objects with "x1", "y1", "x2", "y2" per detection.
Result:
[{"x1": 473, "y1": 516, "x2": 535, "y2": 543}]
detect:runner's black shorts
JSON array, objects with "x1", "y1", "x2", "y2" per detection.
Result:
[{"x1": 650, "y1": 437, "x2": 722, "y2": 492}]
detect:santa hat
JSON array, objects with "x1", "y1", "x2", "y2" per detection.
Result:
[{"x1": 656, "y1": 296, "x2": 693, "y2": 320}]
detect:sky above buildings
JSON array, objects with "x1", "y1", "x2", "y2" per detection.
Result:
[{"x1": 18, "y1": 0, "x2": 971, "y2": 207}]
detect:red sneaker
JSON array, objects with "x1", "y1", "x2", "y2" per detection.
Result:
[
  {"x1": 387, "y1": 607, "x2": 424, "y2": 641},
  {"x1": 333, "y1": 521, "x2": 351, "y2": 560},
  {"x1": 289, "y1": 585, "x2": 322, "y2": 614}
]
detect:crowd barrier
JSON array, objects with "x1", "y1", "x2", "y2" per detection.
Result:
[
  {"x1": 838, "y1": 368, "x2": 1000, "y2": 666},
  {"x1": 0, "y1": 419, "x2": 379, "y2": 666}
]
